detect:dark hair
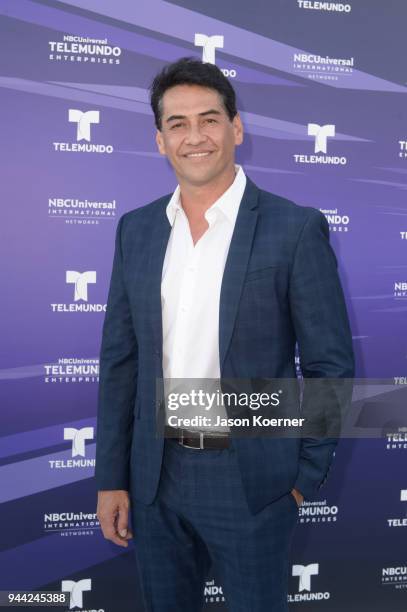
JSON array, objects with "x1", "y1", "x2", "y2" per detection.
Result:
[{"x1": 150, "y1": 57, "x2": 237, "y2": 130}]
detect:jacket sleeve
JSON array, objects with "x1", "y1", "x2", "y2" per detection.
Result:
[
  {"x1": 95, "y1": 214, "x2": 138, "y2": 491},
  {"x1": 289, "y1": 209, "x2": 354, "y2": 500}
]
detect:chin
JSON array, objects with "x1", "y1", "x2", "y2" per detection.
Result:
[
  {"x1": 189, "y1": 172, "x2": 217, "y2": 186},
  {"x1": 181, "y1": 167, "x2": 216, "y2": 185}
]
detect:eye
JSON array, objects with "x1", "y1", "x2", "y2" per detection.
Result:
[
  {"x1": 170, "y1": 122, "x2": 185, "y2": 130},
  {"x1": 205, "y1": 118, "x2": 217, "y2": 124}
]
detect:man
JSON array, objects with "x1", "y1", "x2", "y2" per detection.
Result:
[{"x1": 96, "y1": 58, "x2": 354, "y2": 611}]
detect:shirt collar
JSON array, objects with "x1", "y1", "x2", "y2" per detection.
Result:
[{"x1": 165, "y1": 165, "x2": 246, "y2": 227}]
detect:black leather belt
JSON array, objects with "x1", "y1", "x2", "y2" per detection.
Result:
[{"x1": 164, "y1": 426, "x2": 230, "y2": 450}]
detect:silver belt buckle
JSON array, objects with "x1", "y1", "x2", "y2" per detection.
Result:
[
  {"x1": 178, "y1": 429, "x2": 204, "y2": 450},
  {"x1": 177, "y1": 428, "x2": 184, "y2": 447}
]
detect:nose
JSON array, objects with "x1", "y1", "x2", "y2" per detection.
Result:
[{"x1": 184, "y1": 123, "x2": 207, "y2": 146}]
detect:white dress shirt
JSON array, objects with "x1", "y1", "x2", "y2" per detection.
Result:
[{"x1": 161, "y1": 165, "x2": 247, "y2": 432}]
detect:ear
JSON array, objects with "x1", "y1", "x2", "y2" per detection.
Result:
[
  {"x1": 155, "y1": 130, "x2": 166, "y2": 155},
  {"x1": 232, "y1": 113, "x2": 244, "y2": 146}
]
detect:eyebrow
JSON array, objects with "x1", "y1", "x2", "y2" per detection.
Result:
[{"x1": 165, "y1": 109, "x2": 222, "y2": 123}]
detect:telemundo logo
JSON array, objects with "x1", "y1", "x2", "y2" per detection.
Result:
[
  {"x1": 294, "y1": 123, "x2": 347, "y2": 165},
  {"x1": 320, "y1": 208, "x2": 350, "y2": 233},
  {"x1": 387, "y1": 489, "x2": 407, "y2": 527},
  {"x1": 297, "y1": 1, "x2": 352, "y2": 12},
  {"x1": 43, "y1": 357, "x2": 99, "y2": 384},
  {"x1": 48, "y1": 427, "x2": 95, "y2": 470},
  {"x1": 289, "y1": 563, "x2": 330, "y2": 602},
  {"x1": 53, "y1": 109, "x2": 113, "y2": 154},
  {"x1": 49, "y1": 34, "x2": 122, "y2": 65},
  {"x1": 50, "y1": 270, "x2": 107, "y2": 313},
  {"x1": 61, "y1": 578, "x2": 105, "y2": 611},
  {"x1": 64, "y1": 427, "x2": 94, "y2": 457},
  {"x1": 194, "y1": 33, "x2": 236, "y2": 78},
  {"x1": 204, "y1": 579, "x2": 225, "y2": 604},
  {"x1": 299, "y1": 499, "x2": 339, "y2": 524}
]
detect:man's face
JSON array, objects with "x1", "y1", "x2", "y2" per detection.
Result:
[{"x1": 155, "y1": 84, "x2": 243, "y2": 187}]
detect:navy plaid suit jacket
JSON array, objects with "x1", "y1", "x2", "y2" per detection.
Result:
[{"x1": 95, "y1": 176, "x2": 354, "y2": 514}]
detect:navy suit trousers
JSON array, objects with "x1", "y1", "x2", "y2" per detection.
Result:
[{"x1": 131, "y1": 438, "x2": 299, "y2": 611}]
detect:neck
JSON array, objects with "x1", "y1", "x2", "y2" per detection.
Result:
[{"x1": 178, "y1": 165, "x2": 237, "y2": 220}]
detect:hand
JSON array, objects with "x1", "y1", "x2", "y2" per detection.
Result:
[
  {"x1": 97, "y1": 490, "x2": 133, "y2": 548},
  {"x1": 291, "y1": 488, "x2": 304, "y2": 508}
]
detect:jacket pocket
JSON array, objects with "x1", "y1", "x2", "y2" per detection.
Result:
[{"x1": 244, "y1": 265, "x2": 279, "y2": 283}]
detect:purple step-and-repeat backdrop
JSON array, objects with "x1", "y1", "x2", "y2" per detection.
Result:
[{"x1": 1, "y1": 1, "x2": 406, "y2": 610}]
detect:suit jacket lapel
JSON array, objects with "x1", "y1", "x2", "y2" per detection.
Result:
[
  {"x1": 219, "y1": 177, "x2": 259, "y2": 371},
  {"x1": 147, "y1": 177, "x2": 260, "y2": 373},
  {"x1": 148, "y1": 198, "x2": 171, "y2": 362}
]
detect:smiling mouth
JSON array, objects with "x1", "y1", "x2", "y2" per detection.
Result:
[{"x1": 183, "y1": 151, "x2": 213, "y2": 159}]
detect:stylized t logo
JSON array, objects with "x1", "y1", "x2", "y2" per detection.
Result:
[
  {"x1": 61, "y1": 578, "x2": 91, "y2": 609},
  {"x1": 194, "y1": 34, "x2": 224, "y2": 64},
  {"x1": 68, "y1": 109, "x2": 100, "y2": 141},
  {"x1": 64, "y1": 427, "x2": 94, "y2": 457},
  {"x1": 308, "y1": 123, "x2": 335, "y2": 153},
  {"x1": 292, "y1": 563, "x2": 319, "y2": 592},
  {"x1": 401, "y1": 490, "x2": 407, "y2": 502},
  {"x1": 66, "y1": 270, "x2": 96, "y2": 302}
]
